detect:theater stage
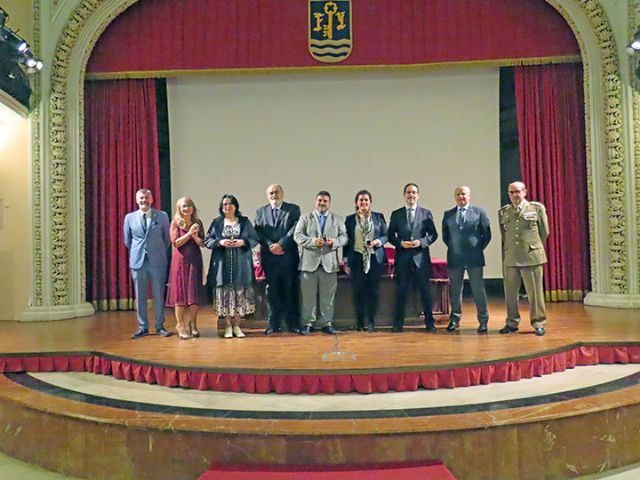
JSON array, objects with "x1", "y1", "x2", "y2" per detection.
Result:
[{"x1": 0, "y1": 301, "x2": 639, "y2": 479}]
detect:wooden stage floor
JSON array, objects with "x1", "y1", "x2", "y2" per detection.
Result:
[{"x1": 0, "y1": 300, "x2": 638, "y2": 372}]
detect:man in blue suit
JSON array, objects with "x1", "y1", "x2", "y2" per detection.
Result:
[
  {"x1": 442, "y1": 186, "x2": 492, "y2": 333},
  {"x1": 123, "y1": 189, "x2": 172, "y2": 339},
  {"x1": 388, "y1": 183, "x2": 438, "y2": 332}
]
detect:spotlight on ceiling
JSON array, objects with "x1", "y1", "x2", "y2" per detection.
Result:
[{"x1": 0, "y1": 7, "x2": 44, "y2": 109}]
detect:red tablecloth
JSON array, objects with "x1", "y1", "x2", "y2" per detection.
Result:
[{"x1": 254, "y1": 249, "x2": 447, "y2": 281}]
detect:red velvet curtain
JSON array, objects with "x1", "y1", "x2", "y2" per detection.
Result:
[
  {"x1": 514, "y1": 64, "x2": 590, "y2": 301},
  {"x1": 87, "y1": 0, "x2": 579, "y2": 74},
  {"x1": 85, "y1": 79, "x2": 161, "y2": 310}
]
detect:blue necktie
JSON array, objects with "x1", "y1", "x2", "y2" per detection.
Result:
[
  {"x1": 319, "y1": 214, "x2": 326, "y2": 234},
  {"x1": 457, "y1": 208, "x2": 465, "y2": 228}
]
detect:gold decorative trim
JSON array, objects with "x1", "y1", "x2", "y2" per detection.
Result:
[
  {"x1": 84, "y1": 55, "x2": 583, "y2": 81},
  {"x1": 546, "y1": 290, "x2": 588, "y2": 302},
  {"x1": 93, "y1": 298, "x2": 136, "y2": 311},
  {"x1": 631, "y1": 0, "x2": 640, "y2": 293},
  {"x1": 31, "y1": 0, "x2": 43, "y2": 306}
]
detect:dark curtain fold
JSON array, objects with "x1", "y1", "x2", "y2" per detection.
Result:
[
  {"x1": 85, "y1": 79, "x2": 161, "y2": 310},
  {"x1": 514, "y1": 63, "x2": 590, "y2": 301}
]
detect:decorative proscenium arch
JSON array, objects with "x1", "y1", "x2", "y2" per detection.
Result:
[{"x1": 21, "y1": 0, "x2": 640, "y2": 320}]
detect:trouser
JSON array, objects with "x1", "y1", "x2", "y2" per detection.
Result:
[
  {"x1": 300, "y1": 268, "x2": 337, "y2": 328},
  {"x1": 394, "y1": 261, "x2": 434, "y2": 327},
  {"x1": 503, "y1": 264, "x2": 546, "y2": 329},
  {"x1": 448, "y1": 266, "x2": 489, "y2": 324},
  {"x1": 264, "y1": 264, "x2": 299, "y2": 331},
  {"x1": 351, "y1": 255, "x2": 382, "y2": 327},
  {"x1": 131, "y1": 257, "x2": 167, "y2": 330}
]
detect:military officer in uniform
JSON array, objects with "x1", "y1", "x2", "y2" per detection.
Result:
[{"x1": 498, "y1": 181, "x2": 549, "y2": 336}]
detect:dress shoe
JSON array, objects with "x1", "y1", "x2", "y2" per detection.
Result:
[
  {"x1": 223, "y1": 326, "x2": 233, "y2": 338},
  {"x1": 367, "y1": 323, "x2": 376, "y2": 333},
  {"x1": 300, "y1": 325, "x2": 312, "y2": 335},
  {"x1": 477, "y1": 323, "x2": 488, "y2": 334},
  {"x1": 391, "y1": 325, "x2": 404, "y2": 333},
  {"x1": 178, "y1": 332, "x2": 191, "y2": 340},
  {"x1": 321, "y1": 325, "x2": 337, "y2": 334},
  {"x1": 156, "y1": 328, "x2": 172, "y2": 337},
  {"x1": 264, "y1": 327, "x2": 275, "y2": 335},
  {"x1": 425, "y1": 324, "x2": 437, "y2": 333},
  {"x1": 499, "y1": 325, "x2": 519, "y2": 334},
  {"x1": 534, "y1": 326, "x2": 545, "y2": 336},
  {"x1": 289, "y1": 326, "x2": 301, "y2": 335},
  {"x1": 191, "y1": 329, "x2": 200, "y2": 338},
  {"x1": 446, "y1": 320, "x2": 459, "y2": 332},
  {"x1": 233, "y1": 326, "x2": 245, "y2": 338},
  {"x1": 131, "y1": 328, "x2": 149, "y2": 339}
]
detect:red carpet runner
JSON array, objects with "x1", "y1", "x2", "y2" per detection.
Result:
[{"x1": 198, "y1": 462, "x2": 457, "y2": 480}]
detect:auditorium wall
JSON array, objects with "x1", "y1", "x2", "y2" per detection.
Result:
[{"x1": 0, "y1": 0, "x2": 32, "y2": 321}]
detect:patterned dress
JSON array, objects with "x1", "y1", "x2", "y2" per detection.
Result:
[{"x1": 214, "y1": 223, "x2": 256, "y2": 317}]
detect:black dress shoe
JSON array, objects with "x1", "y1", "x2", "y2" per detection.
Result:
[
  {"x1": 477, "y1": 323, "x2": 488, "y2": 334},
  {"x1": 446, "y1": 320, "x2": 459, "y2": 332},
  {"x1": 156, "y1": 328, "x2": 172, "y2": 337},
  {"x1": 499, "y1": 325, "x2": 519, "y2": 334},
  {"x1": 425, "y1": 324, "x2": 437, "y2": 333},
  {"x1": 289, "y1": 326, "x2": 301, "y2": 334},
  {"x1": 534, "y1": 326, "x2": 545, "y2": 336},
  {"x1": 131, "y1": 328, "x2": 149, "y2": 339},
  {"x1": 300, "y1": 325, "x2": 312, "y2": 335},
  {"x1": 391, "y1": 325, "x2": 404, "y2": 333},
  {"x1": 367, "y1": 323, "x2": 375, "y2": 333},
  {"x1": 321, "y1": 325, "x2": 337, "y2": 334},
  {"x1": 264, "y1": 327, "x2": 275, "y2": 335}
]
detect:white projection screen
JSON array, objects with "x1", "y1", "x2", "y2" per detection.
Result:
[{"x1": 167, "y1": 66, "x2": 502, "y2": 277}]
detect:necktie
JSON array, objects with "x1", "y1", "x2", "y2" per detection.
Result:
[
  {"x1": 272, "y1": 208, "x2": 279, "y2": 224},
  {"x1": 457, "y1": 208, "x2": 465, "y2": 228},
  {"x1": 142, "y1": 212, "x2": 147, "y2": 232},
  {"x1": 319, "y1": 214, "x2": 326, "y2": 234},
  {"x1": 407, "y1": 208, "x2": 414, "y2": 225}
]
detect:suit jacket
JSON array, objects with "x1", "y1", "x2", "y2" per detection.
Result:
[
  {"x1": 388, "y1": 205, "x2": 438, "y2": 269},
  {"x1": 294, "y1": 210, "x2": 347, "y2": 273},
  {"x1": 123, "y1": 208, "x2": 170, "y2": 270},
  {"x1": 499, "y1": 200, "x2": 549, "y2": 267},
  {"x1": 254, "y1": 201, "x2": 301, "y2": 270},
  {"x1": 343, "y1": 212, "x2": 388, "y2": 267},
  {"x1": 204, "y1": 216, "x2": 259, "y2": 288},
  {"x1": 442, "y1": 205, "x2": 491, "y2": 269}
]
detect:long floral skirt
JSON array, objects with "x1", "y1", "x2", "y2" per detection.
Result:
[{"x1": 214, "y1": 285, "x2": 255, "y2": 317}]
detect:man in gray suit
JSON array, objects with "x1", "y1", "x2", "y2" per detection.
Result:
[
  {"x1": 123, "y1": 189, "x2": 171, "y2": 339},
  {"x1": 294, "y1": 191, "x2": 348, "y2": 335},
  {"x1": 255, "y1": 184, "x2": 302, "y2": 335},
  {"x1": 442, "y1": 185, "x2": 492, "y2": 333}
]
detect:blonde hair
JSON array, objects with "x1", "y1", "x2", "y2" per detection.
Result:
[{"x1": 174, "y1": 196, "x2": 203, "y2": 233}]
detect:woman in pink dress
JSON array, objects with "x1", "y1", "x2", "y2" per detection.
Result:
[{"x1": 166, "y1": 196, "x2": 206, "y2": 339}]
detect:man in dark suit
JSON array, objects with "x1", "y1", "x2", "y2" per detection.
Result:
[
  {"x1": 255, "y1": 184, "x2": 302, "y2": 334},
  {"x1": 442, "y1": 185, "x2": 492, "y2": 333},
  {"x1": 388, "y1": 183, "x2": 439, "y2": 332},
  {"x1": 123, "y1": 189, "x2": 172, "y2": 339}
]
